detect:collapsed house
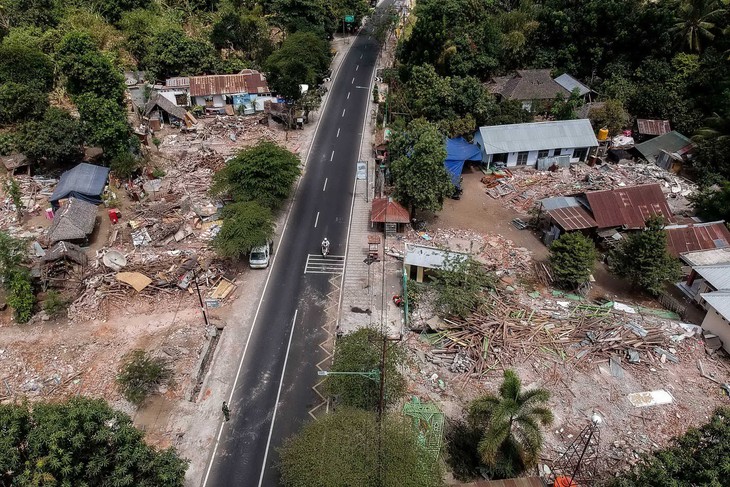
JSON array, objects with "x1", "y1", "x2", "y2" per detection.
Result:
[
  {"x1": 404, "y1": 243, "x2": 468, "y2": 283},
  {"x1": 47, "y1": 198, "x2": 98, "y2": 245},
  {"x1": 185, "y1": 70, "x2": 274, "y2": 115},
  {"x1": 634, "y1": 131, "x2": 695, "y2": 173},
  {"x1": 538, "y1": 183, "x2": 675, "y2": 245}
]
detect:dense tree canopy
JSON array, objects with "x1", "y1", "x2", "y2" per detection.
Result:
[
  {"x1": 0, "y1": 397, "x2": 188, "y2": 486},
  {"x1": 549, "y1": 232, "x2": 598, "y2": 291},
  {"x1": 16, "y1": 108, "x2": 84, "y2": 166},
  {"x1": 213, "y1": 201, "x2": 275, "y2": 258},
  {"x1": 211, "y1": 140, "x2": 301, "y2": 209},
  {"x1": 389, "y1": 118, "x2": 452, "y2": 215},
  {"x1": 325, "y1": 328, "x2": 407, "y2": 411},
  {"x1": 608, "y1": 407, "x2": 730, "y2": 487},
  {"x1": 279, "y1": 409, "x2": 443, "y2": 487},
  {"x1": 610, "y1": 216, "x2": 681, "y2": 296},
  {"x1": 265, "y1": 31, "x2": 331, "y2": 101},
  {"x1": 0, "y1": 82, "x2": 48, "y2": 125}
]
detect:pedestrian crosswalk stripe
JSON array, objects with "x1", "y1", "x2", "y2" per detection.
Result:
[{"x1": 305, "y1": 254, "x2": 345, "y2": 274}]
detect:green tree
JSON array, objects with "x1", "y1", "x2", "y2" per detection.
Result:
[
  {"x1": 110, "y1": 151, "x2": 142, "y2": 179},
  {"x1": 610, "y1": 216, "x2": 681, "y2": 296},
  {"x1": 588, "y1": 99, "x2": 630, "y2": 135},
  {"x1": 210, "y1": 7, "x2": 273, "y2": 64},
  {"x1": 267, "y1": 0, "x2": 333, "y2": 34},
  {"x1": 0, "y1": 397, "x2": 187, "y2": 486},
  {"x1": 325, "y1": 328, "x2": 407, "y2": 411},
  {"x1": 56, "y1": 31, "x2": 126, "y2": 102},
  {"x1": 211, "y1": 141, "x2": 301, "y2": 209},
  {"x1": 1, "y1": 0, "x2": 62, "y2": 29},
  {"x1": 213, "y1": 201, "x2": 275, "y2": 259},
  {"x1": 117, "y1": 349, "x2": 173, "y2": 405},
  {"x1": 550, "y1": 88, "x2": 583, "y2": 120},
  {"x1": 279, "y1": 409, "x2": 443, "y2": 487},
  {"x1": 75, "y1": 93, "x2": 131, "y2": 157},
  {"x1": 7, "y1": 268, "x2": 33, "y2": 323},
  {"x1": 265, "y1": 31, "x2": 331, "y2": 102},
  {"x1": 0, "y1": 231, "x2": 27, "y2": 280},
  {"x1": 16, "y1": 108, "x2": 84, "y2": 166},
  {"x1": 389, "y1": 118, "x2": 452, "y2": 216},
  {"x1": 432, "y1": 255, "x2": 495, "y2": 318},
  {"x1": 691, "y1": 182, "x2": 730, "y2": 220},
  {"x1": 607, "y1": 407, "x2": 730, "y2": 487},
  {"x1": 468, "y1": 369, "x2": 553, "y2": 479},
  {"x1": 0, "y1": 41, "x2": 54, "y2": 91},
  {"x1": 4, "y1": 178, "x2": 24, "y2": 221},
  {"x1": 145, "y1": 28, "x2": 219, "y2": 80},
  {"x1": 0, "y1": 82, "x2": 48, "y2": 124},
  {"x1": 671, "y1": 0, "x2": 726, "y2": 53},
  {"x1": 549, "y1": 232, "x2": 597, "y2": 291}
]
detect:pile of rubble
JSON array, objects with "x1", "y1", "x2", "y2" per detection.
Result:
[
  {"x1": 482, "y1": 162, "x2": 697, "y2": 215},
  {"x1": 420, "y1": 289, "x2": 699, "y2": 377},
  {"x1": 401, "y1": 227, "x2": 534, "y2": 275}
]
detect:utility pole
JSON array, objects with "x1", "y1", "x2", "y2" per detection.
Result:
[{"x1": 192, "y1": 268, "x2": 210, "y2": 327}]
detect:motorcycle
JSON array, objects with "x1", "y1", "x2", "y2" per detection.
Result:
[{"x1": 321, "y1": 239, "x2": 330, "y2": 257}]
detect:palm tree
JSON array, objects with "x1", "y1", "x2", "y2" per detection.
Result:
[
  {"x1": 671, "y1": 0, "x2": 727, "y2": 53},
  {"x1": 468, "y1": 369, "x2": 554, "y2": 477}
]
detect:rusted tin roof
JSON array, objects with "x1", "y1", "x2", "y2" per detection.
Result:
[
  {"x1": 665, "y1": 221, "x2": 730, "y2": 256},
  {"x1": 189, "y1": 74, "x2": 248, "y2": 97},
  {"x1": 585, "y1": 183, "x2": 674, "y2": 229},
  {"x1": 240, "y1": 69, "x2": 271, "y2": 94},
  {"x1": 547, "y1": 206, "x2": 597, "y2": 231},
  {"x1": 371, "y1": 197, "x2": 410, "y2": 223},
  {"x1": 636, "y1": 119, "x2": 671, "y2": 136}
]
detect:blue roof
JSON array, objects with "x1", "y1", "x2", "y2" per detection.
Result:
[
  {"x1": 444, "y1": 137, "x2": 482, "y2": 186},
  {"x1": 50, "y1": 163, "x2": 110, "y2": 206}
]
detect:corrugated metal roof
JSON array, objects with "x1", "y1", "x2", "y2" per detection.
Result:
[
  {"x1": 680, "y1": 247, "x2": 730, "y2": 266},
  {"x1": 478, "y1": 119, "x2": 598, "y2": 155},
  {"x1": 165, "y1": 77, "x2": 189, "y2": 88},
  {"x1": 694, "y1": 265, "x2": 730, "y2": 290},
  {"x1": 547, "y1": 206, "x2": 597, "y2": 231},
  {"x1": 495, "y1": 69, "x2": 569, "y2": 100},
  {"x1": 371, "y1": 198, "x2": 410, "y2": 223},
  {"x1": 635, "y1": 131, "x2": 694, "y2": 163},
  {"x1": 403, "y1": 244, "x2": 468, "y2": 269},
  {"x1": 665, "y1": 221, "x2": 730, "y2": 256},
  {"x1": 239, "y1": 69, "x2": 271, "y2": 94},
  {"x1": 540, "y1": 196, "x2": 581, "y2": 211},
  {"x1": 701, "y1": 291, "x2": 730, "y2": 320},
  {"x1": 189, "y1": 74, "x2": 248, "y2": 97},
  {"x1": 585, "y1": 183, "x2": 674, "y2": 229},
  {"x1": 636, "y1": 119, "x2": 671, "y2": 136},
  {"x1": 554, "y1": 73, "x2": 592, "y2": 96}
]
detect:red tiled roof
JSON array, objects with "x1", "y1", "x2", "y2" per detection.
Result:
[
  {"x1": 636, "y1": 119, "x2": 671, "y2": 136},
  {"x1": 189, "y1": 75, "x2": 248, "y2": 97},
  {"x1": 547, "y1": 206, "x2": 597, "y2": 231},
  {"x1": 665, "y1": 221, "x2": 730, "y2": 257},
  {"x1": 585, "y1": 183, "x2": 674, "y2": 229},
  {"x1": 371, "y1": 198, "x2": 410, "y2": 223}
]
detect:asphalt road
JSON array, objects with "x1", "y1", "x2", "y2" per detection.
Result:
[{"x1": 203, "y1": 11, "x2": 383, "y2": 487}]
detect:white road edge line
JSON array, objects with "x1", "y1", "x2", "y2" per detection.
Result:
[
  {"x1": 257, "y1": 309, "x2": 299, "y2": 487},
  {"x1": 200, "y1": 26, "x2": 351, "y2": 487},
  {"x1": 314, "y1": 211, "x2": 320, "y2": 228},
  {"x1": 337, "y1": 32, "x2": 378, "y2": 330},
  {"x1": 323, "y1": 178, "x2": 328, "y2": 191}
]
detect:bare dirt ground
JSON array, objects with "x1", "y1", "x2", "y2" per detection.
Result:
[{"x1": 397, "y1": 165, "x2": 730, "y2": 479}]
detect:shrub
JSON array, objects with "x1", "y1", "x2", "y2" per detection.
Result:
[
  {"x1": 549, "y1": 232, "x2": 597, "y2": 290},
  {"x1": 7, "y1": 269, "x2": 33, "y2": 323},
  {"x1": 116, "y1": 349, "x2": 172, "y2": 405},
  {"x1": 43, "y1": 290, "x2": 67, "y2": 317}
]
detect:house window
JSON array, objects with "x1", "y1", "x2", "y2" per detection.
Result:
[
  {"x1": 537, "y1": 150, "x2": 549, "y2": 159},
  {"x1": 573, "y1": 147, "x2": 589, "y2": 161},
  {"x1": 516, "y1": 152, "x2": 529, "y2": 165},
  {"x1": 175, "y1": 94, "x2": 188, "y2": 106},
  {"x1": 553, "y1": 148, "x2": 562, "y2": 156}
]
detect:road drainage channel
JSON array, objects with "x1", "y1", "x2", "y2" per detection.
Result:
[{"x1": 190, "y1": 325, "x2": 224, "y2": 402}]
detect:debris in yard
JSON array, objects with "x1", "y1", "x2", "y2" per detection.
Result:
[{"x1": 628, "y1": 390, "x2": 674, "y2": 407}]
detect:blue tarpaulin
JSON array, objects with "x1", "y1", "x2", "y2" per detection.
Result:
[
  {"x1": 50, "y1": 163, "x2": 110, "y2": 207},
  {"x1": 445, "y1": 137, "x2": 482, "y2": 187}
]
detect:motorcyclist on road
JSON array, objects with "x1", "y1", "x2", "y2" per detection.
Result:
[{"x1": 321, "y1": 238, "x2": 330, "y2": 256}]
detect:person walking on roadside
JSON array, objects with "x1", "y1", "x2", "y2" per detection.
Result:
[{"x1": 222, "y1": 401, "x2": 230, "y2": 421}]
